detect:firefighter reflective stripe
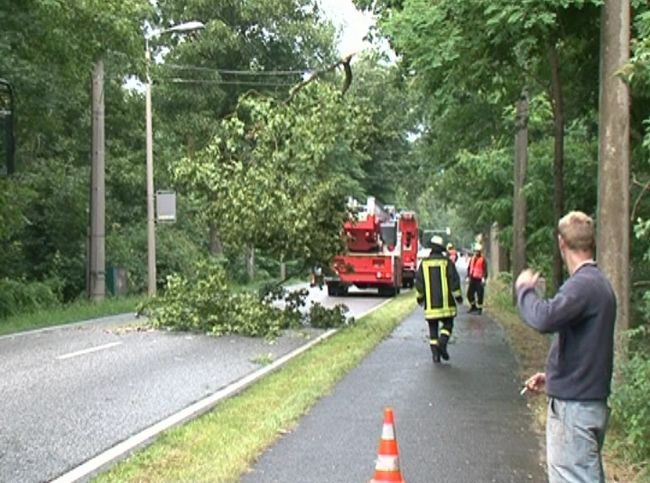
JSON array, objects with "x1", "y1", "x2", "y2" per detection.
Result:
[
  {"x1": 426, "y1": 306, "x2": 456, "y2": 318},
  {"x1": 421, "y1": 258, "x2": 457, "y2": 319},
  {"x1": 440, "y1": 329, "x2": 451, "y2": 337},
  {"x1": 422, "y1": 259, "x2": 449, "y2": 309},
  {"x1": 430, "y1": 339, "x2": 439, "y2": 345}
]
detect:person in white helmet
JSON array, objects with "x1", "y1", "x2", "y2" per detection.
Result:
[{"x1": 415, "y1": 235, "x2": 463, "y2": 363}]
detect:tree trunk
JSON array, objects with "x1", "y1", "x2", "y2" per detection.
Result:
[
  {"x1": 280, "y1": 253, "x2": 287, "y2": 281},
  {"x1": 598, "y1": 0, "x2": 630, "y2": 341},
  {"x1": 512, "y1": 89, "x2": 529, "y2": 304},
  {"x1": 548, "y1": 42, "x2": 565, "y2": 293},
  {"x1": 209, "y1": 224, "x2": 223, "y2": 256},
  {"x1": 246, "y1": 245, "x2": 256, "y2": 280}
]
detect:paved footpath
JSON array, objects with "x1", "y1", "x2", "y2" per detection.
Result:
[{"x1": 242, "y1": 307, "x2": 547, "y2": 482}]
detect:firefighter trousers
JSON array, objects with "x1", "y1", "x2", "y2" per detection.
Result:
[
  {"x1": 427, "y1": 317, "x2": 454, "y2": 353},
  {"x1": 467, "y1": 277, "x2": 484, "y2": 309}
]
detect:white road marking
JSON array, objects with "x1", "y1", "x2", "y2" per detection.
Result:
[
  {"x1": 50, "y1": 329, "x2": 338, "y2": 483},
  {"x1": 50, "y1": 298, "x2": 393, "y2": 483},
  {"x1": 56, "y1": 342, "x2": 123, "y2": 360}
]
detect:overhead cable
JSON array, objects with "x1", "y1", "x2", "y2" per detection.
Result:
[
  {"x1": 164, "y1": 64, "x2": 310, "y2": 76},
  {"x1": 163, "y1": 78, "x2": 296, "y2": 87}
]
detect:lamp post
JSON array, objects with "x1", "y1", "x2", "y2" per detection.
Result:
[{"x1": 145, "y1": 21, "x2": 204, "y2": 296}]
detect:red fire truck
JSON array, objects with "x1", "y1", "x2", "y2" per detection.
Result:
[
  {"x1": 325, "y1": 197, "x2": 418, "y2": 297},
  {"x1": 399, "y1": 211, "x2": 419, "y2": 288}
]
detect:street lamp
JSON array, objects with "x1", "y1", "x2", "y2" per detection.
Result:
[{"x1": 145, "y1": 21, "x2": 204, "y2": 296}]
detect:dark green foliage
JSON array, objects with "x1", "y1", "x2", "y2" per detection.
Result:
[
  {"x1": 610, "y1": 328, "x2": 650, "y2": 464},
  {"x1": 0, "y1": 279, "x2": 60, "y2": 319},
  {"x1": 147, "y1": 260, "x2": 291, "y2": 338},
  {"x1": 146, "y1": 260, "x2": 350, "y2": 337},
  {"x1": 308, "y1": 302, "x2": 351, "y2": 329}
]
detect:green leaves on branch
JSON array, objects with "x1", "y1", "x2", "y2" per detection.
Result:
[
  {"x1": 146, "y1": 260, "x2": 293, "y2": 338},
  {"x1": 172, "y1": 82, "x2": 368, "y2": 266},
  {"x1": 145, "y1": 259, "x2": 352, "y2": 337}
]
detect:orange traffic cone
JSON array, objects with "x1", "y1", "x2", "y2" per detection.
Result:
[{"x1": 370, "y1": 407, "x2": 405, "y2": 483}]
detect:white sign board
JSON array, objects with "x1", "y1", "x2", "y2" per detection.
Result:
[{"x1": 156, "y1": 190, "x2": 176, "y2": 223}]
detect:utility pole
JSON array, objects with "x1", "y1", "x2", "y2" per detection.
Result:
[
  {"x1": 512, "y1": 90, "x2": 529, "y2": 303},
  {"x1": 598, "y1": 0, "x2": 630, "y2": 336},
  {"x1": 0, "y1": 79, "x2": 15, "y2": 175},
  {"x1": 89, "y1": 59, "x2": 106, "y2": 301}
]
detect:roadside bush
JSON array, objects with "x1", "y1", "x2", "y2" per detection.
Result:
[
  {"x1": 107, "y1": 223, "x2": 205, "y2": 294},
  {"x1": 609, "y1": 326, "x2": 650, "y2": 467},
  {"x1": 0, "y1": 278, "x2": 61, "y2": 319}
]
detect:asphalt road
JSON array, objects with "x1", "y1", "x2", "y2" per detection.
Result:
[
  {"x1": 0, "y1": 285, "x2": 387, "y2": 483},
  {"x1": 242, "y1": 290, "x2": 547, "y2": 481}
]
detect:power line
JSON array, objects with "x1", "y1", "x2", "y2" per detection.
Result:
[
  {"x1": 164, "y1": 64, "x2": 311, "y2": 76},
  {"x1": 162, "y1": 78, "x2": 296, "y2": 87}
]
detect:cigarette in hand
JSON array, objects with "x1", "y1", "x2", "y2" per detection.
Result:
[{"x1": 519, "y1": 385, "x2": 528, "y2": 396}]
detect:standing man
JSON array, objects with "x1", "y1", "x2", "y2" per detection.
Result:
[
  {"x1": 466, "y1": 243, "x2": 488, "y2": 314},
  {"x1": 415, "y1": 235, "x2": 463, "y2": 363},
  {"x1": 516, "y1": 211, "x2": 616, "y2": 483}
]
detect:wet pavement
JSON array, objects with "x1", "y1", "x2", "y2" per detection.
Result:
[{"x1": 243, "y1": 306, "x2": 547, "y2": 482}]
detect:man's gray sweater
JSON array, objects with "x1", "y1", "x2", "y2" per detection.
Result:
[{"x1": 517, "y1": 263, "x2": 616, "y2": 401}]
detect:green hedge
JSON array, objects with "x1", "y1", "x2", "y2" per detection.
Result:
[{"x1": 0, "y1": 278, "x2": 60, "y2": 319}]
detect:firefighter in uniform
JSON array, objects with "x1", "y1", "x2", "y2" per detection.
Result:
[
  {"x1": 467, "y1": 243, "x2": 488, "y2": 314},
  {"x1": 415, "y1": 235, "x2": 463, "y2": 363}
]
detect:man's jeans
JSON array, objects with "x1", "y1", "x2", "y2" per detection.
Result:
[{"x1": 546, "y1": 397, "x2": 609, "y2": 483}]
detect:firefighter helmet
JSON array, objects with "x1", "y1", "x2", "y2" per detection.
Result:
[{"x1": 431, "y1": 235, "x2": 445, "y2": 248}]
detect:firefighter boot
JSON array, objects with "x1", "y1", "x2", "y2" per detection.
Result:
[
  {"x1": 439, "y1": 331, "x2": 451, "y2": 361},
  {"x1": 430, "y1": 342, "x2": 441, "y2": 363}
]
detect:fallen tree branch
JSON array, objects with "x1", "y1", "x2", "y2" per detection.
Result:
[{"x1": 284, "y1": 54, "x2": 354, "y2": 104}]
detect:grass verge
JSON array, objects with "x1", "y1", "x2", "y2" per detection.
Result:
[
  {"x1": 0, "y1": 295, "x2": 145, "y2": 337},
  {"x1": 485, "y1": 277, "x2": 641, "y2": 483},
  {"x1": 94, "y1": 293, "x2": 416, "y2": 483}
]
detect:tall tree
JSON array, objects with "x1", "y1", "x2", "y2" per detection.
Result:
[
  {"x1": 357, "y1": 0, "x2": 603, "y2": 291},
  {"x1": 598, "y1": 0, "x2": 631, "y2": 336},
  {"x1": 513, "y1": 90, "x2": 529, "y2": 302},
  {"x1": 0, "y1": 0, "x2": 150, "y2": 299},
  {"x1": 150, "y1": 0, "x2": 339, "y2": 256},
  {"x1": 171, "y1": 82, "x2": 369, "y2": 269}
]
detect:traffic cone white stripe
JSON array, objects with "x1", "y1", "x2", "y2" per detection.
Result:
[
  {"x1": 381, "y1": 423, "x2": 395, "y2": 439},
  {"x1": 375, "y1": 455, "x2": 400, "y2": 471}
]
